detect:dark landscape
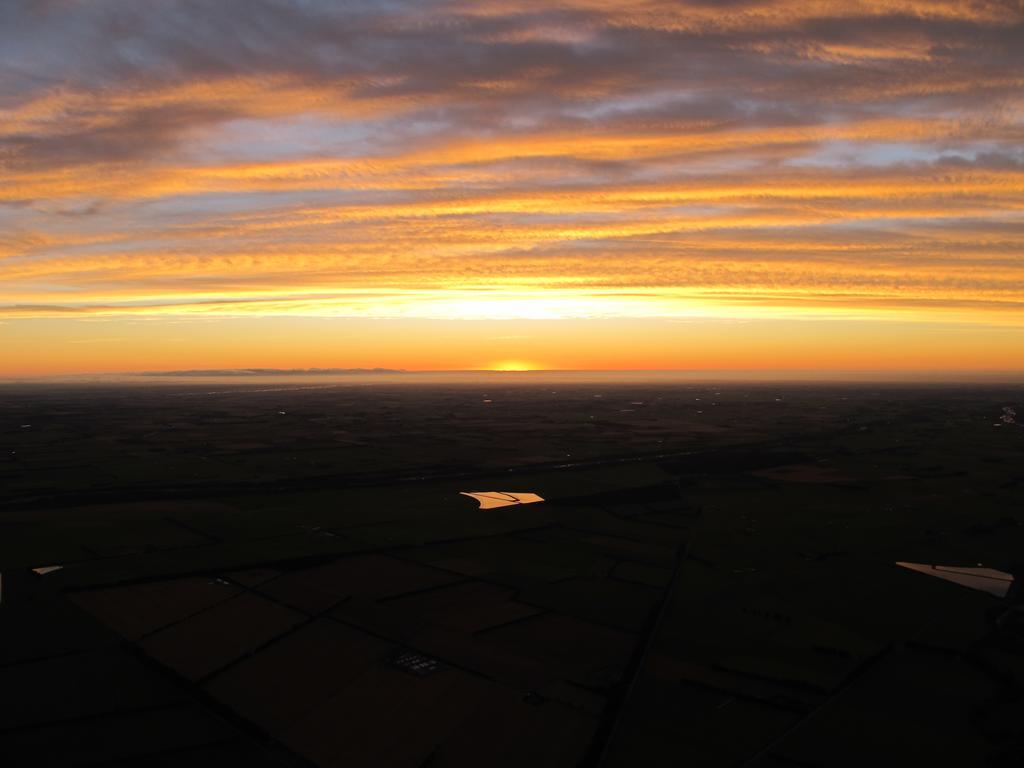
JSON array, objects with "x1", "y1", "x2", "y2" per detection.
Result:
[{"x1": 2, "y1": 376, "x2": 1023, "y2": 766}]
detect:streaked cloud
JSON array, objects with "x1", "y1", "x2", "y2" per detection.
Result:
[{"x1": 1, "y1": 0, "x2": 1022, "y2": 372}]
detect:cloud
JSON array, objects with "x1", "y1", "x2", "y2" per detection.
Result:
[{"x1": 0, "y1": 0, "x2": 1022, "y2": 325}]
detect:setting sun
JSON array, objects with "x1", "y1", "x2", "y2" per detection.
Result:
[{"x1": 489, "y1": 360, "x2": 538, "y2": 372}]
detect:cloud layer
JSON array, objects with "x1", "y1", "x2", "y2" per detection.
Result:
[{"x1": 2, "y1": 0, "x2": 1023, "y2": 325}]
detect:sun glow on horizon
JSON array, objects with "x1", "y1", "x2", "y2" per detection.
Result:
[{"x1": 488, "y1": 360, "x2": 539, "y2": 372}]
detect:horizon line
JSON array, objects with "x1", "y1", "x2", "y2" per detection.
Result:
[{"x1": 3, "y1": 367, "x2": 1024, "y2": 384}]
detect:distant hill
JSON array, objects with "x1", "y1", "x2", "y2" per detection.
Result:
[{"x1": 141, "y1": 368, "x2": 405, "y2": 377}]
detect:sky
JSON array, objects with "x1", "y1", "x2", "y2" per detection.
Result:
[{"x1": 1, "y1": 0, "x2": 1023, "y2": 376}]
